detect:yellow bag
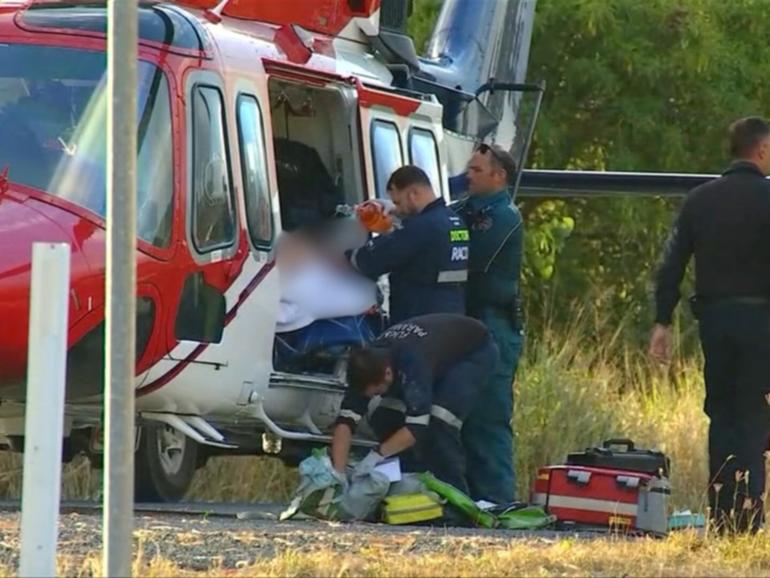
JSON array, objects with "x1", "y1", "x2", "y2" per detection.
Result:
[{"x1": 382, "y1": 492, "x2": 443, "y2": 525}]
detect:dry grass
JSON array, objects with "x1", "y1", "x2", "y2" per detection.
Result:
[
  {"x1": 187, "y1": 455, "x2": 298, "y2": 503},
  {"x1": 2, "y1": 531, "x2": 770, "y2": 577}
]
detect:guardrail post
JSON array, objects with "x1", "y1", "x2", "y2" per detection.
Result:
[{"x1": 19, "y1": 242, "x2": 71, "y2": 578}]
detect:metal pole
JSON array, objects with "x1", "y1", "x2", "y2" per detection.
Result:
[
  {"x1": 19, "y1": 243, "x2": 71, "y2": 578},
  {"x1": 104, "y1": 1, "x2": 138, "y2": 576},
  {"x1": 511, "y1": 80, "x2": 545, "y2": 202}
]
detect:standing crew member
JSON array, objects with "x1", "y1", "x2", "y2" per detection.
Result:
[
  {"x1": 649, "y1": 116, "x2": 770, "y2": 533},
  {"x1": 348, "y1": 166, "x2": 469, "y2": 324},
  {"x1": 330, "y1": 314, "x2": 498, "y2": 494},
  {"x1": 452, "y1": 144, "x2": 524, "y2": 505}
]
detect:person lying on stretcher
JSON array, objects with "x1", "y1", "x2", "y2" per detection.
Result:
[{"x1": 273, "y1": 223, "x2": 381, "y2": 373}]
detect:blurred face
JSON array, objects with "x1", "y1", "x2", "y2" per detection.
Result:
[
  {"x1": 467, "y1": 150, "x2": 508, "y2": 196},
  {"x1": 363, "y1": 367, "x2": 394, "y2": 399},
  {"x1": 388, "y1": 185, "x2": 421, "y2": 217},
  {"x1": 275, "y1": 232, "x2": 315, "y2": 271}
]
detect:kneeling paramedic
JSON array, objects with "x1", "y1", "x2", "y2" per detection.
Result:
[{"x1": 330, "y1": 314, "x2": 499, "y2": 494}]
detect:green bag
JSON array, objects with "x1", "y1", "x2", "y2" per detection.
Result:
[
  {"x1": 418, "y1": 472, "x2": 557, "y2": 530},
  {"x1": 418, "y1": 472, "x2": 497, "y2": 528},
  {"x1": 496, "y1": 506, "x2": 556, "y2": 530}
]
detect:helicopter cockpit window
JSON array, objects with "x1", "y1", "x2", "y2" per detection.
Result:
[
  {"x1": 191, "y1": 85, "x2": 236, "y2": 253},
  {"x1": 409, "y1": 127, "x2": 442, "y2": 195},
  {"x1": 236, "y1": 94, "x2": 273, "y2": 250},
  {"x1": 371, "y1": 120, "x2": 403, "y2": 199},
  {"x1": 0, "y1": 44, "x2": 174, "y2": 247}
]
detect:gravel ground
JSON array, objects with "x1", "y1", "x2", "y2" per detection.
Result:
[{"x1": 0, "y1": 504, "x2": 613, "y2": 572}]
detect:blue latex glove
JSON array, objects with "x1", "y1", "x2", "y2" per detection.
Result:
[{"x1": 352, "y1": 450, "x2": 383, "y2": 478}]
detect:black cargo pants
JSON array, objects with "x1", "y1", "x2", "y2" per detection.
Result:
[{"x1": 698, "y1": 299, "x2": 770, "y2": 531}]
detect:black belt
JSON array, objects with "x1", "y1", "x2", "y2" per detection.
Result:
[
  {"x1": 690, "y1": 295, "x2": 770, "y2": 319},
  {"x1": 696, "y1": 295, "x2": 770, "y2": 306}
]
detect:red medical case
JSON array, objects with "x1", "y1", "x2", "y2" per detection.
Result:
[{"x1": 531, "y1": 465, "x2": 670, "y2": 534}]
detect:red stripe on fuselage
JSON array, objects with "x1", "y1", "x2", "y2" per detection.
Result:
[
  {"x1": 357, "y1": 82, "x2": 421, "y2": 116},
  {"x1": 137, "y1": 260, "x2": 275, "y2": 398}
]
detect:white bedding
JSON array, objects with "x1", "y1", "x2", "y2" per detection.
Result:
[{"x1": 275, "y1": 223, "x2": 377, "y2": 333}]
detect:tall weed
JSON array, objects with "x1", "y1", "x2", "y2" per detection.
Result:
[{"x1": 516, "y1": 315, "x2": 708, "y2": 507}]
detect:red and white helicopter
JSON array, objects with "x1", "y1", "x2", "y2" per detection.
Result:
[{"x1": 0, "y1": 0, "x2": 704, "y2": 501}]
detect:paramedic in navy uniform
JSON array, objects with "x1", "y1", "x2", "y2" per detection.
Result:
[
  {"x1": 330, "y1": 314, "x2": 498, "y2": 495},
  {"x1": 346, "y1": 165, "x2": 469, "y2": 324},
  {"x1": 650, "y1": 116, "x2": 770, "y2": 533}
]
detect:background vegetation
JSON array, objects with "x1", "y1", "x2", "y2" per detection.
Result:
[{"x1": 412, "y1": 0, "x2": 770, "y2": 348}]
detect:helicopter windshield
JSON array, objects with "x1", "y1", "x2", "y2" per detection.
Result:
[{"x1": 0, "y1": 44, "x2": 173, "y2": 247}]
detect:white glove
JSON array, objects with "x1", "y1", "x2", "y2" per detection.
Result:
[{"x1": 352, "y1": 450, "x2": 383, "y2": 478}]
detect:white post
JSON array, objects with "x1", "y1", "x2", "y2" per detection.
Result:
[
  {"x1": 105, "y1": 1, "x2": 138, "y2": 577},
  {"x1": 19, "y1": 243, "x2": 71, "y2": 578}
]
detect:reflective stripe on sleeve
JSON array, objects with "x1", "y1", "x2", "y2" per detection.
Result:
[
  {"x1": 379, "y1": 398, "x2": 406, "y2": 413},
  {"x1": 405, "y1": 414, "x2": 431, "y2": 426},
  {"x1": 437, "y1": 270, "x2": 468, "y2": 283},
  {"x1": 431, "y1": 405, "x2": 463, "y2": 429},
  {"x1": 339, "y1": 409, "x2": 362, "y2": 423}
]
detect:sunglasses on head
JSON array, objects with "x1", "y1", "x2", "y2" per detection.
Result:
[
  {"x1": 475, "y1": 143, "x2": 496, "y2": 155},
  {"x1": 475, "y1": 143, "x2": 517, "y2": 175}
]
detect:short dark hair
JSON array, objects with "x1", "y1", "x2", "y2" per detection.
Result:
[
  {"x1": 729, "y1": 116, "x2": 770, "y2": 158},
  {"x1": 386, "y1": 165, "x2": 432, "y2": 191},
  {"x1": 347, "y1": 347, "x2": 391, "y2": 393},
  {"x1": 476, "y1": 143, "x2": 518, "y2": 185}
]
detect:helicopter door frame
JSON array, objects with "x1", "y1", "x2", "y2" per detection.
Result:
[
  {"x1": 404, "y1": 108, "x2": 447, "y2": 202},
  {"x1": 357, "y1": 82, "x2": 444, "y2": 201}
]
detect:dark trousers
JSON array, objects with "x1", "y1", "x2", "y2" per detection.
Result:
[
  {"x1": 698, "y1": 300, "x2": 770, "y2": 531},
  {"x1": 463, "y1": 311, "x2": 523, "y2": 504},
  {"x1": 369, "y1": 339, "x2": 499, "y2": 494}
]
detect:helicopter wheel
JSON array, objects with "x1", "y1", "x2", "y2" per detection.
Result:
[{"x1": 135, "y1": 424, "x2": 197, "y2": 502}]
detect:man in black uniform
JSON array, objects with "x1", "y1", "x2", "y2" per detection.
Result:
[
  {"x1": 347, "y1": 166, "x2": 469, "y2": 324},
  {"x1": 650, "y1": 116, "x2": 770, "y2": 532},
  {"x1": 330, "y1": 314, "x2": 498, "y2": 494}
]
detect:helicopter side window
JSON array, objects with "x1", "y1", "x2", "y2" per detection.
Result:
[
  {"x1": 370, "y1": 120, "x2": 403, "y2": 199},
  {"x1": 191, "y1": 85, "x2": 236, "y2": 253},
  {"x1": 409, "y1": 127, "x2": 442, "y2": 195},
  {"x1": 236, "y1": 94, "x2": 273, "y2": 250}
]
